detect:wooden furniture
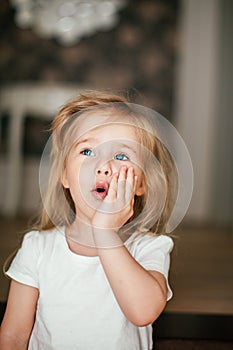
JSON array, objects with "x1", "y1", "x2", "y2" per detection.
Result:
[{"x1": 0, "y1": 83, "x2": 84, "y2": 216}]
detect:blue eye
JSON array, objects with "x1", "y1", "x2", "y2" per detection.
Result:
[
  {"x1": 81, "y1": 149, "x2": 95, "y2": 157},
  {"x1": 114, "y1": 153, "x2": 129, "y2": 161}
]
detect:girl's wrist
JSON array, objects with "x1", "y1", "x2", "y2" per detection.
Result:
[{"x1": 92, "y1": 227, "x2": 123, "y2": 249}]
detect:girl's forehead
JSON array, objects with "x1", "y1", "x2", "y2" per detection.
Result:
[
  {"x1": 80, "y1": 123, "x2": 138, "y2": 141},
  {"x1": 71, "y1": 111, "x2": 138, "y2": 142}
]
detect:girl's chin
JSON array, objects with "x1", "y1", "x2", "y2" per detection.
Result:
[{"x1": 73, "y1": 207, "x2": 97, "y2": 223}]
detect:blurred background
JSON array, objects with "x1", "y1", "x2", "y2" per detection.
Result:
[{"x1": 0, "y1": 0, "x2": 232, "y2": 348}]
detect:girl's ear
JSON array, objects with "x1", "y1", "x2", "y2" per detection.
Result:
[{"x1": 61, "y1": 167, "x2": 69, "y2": 189}]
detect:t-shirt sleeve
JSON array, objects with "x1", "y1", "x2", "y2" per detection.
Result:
[
  {"x1": 6, "y1": 231, "x2": 40, "y2": 288},
  {"x1": 129, "y1": 234, "x2": 174, "y2": 300}
]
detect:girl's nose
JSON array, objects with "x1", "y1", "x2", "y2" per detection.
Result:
[{"x1": 96, "y1": 162, "x2": 112, "y2": 176}]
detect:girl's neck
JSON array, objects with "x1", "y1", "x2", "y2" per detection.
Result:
[{"x1": 65, "y1": 218, "x2": 98, "y2": 257}]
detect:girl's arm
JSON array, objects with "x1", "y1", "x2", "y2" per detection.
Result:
[
  {"x1": 92, "y1": 168, "x2": 168, "y2": 326},
  {"x1": 97, "y1": 243, "x2": 167, "y2": 327},
  {"x1": 0, "y1": 280, "x2": 39, "y2": 349}
]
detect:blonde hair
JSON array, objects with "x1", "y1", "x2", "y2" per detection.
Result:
[{"x1": 35, "y1": 90, "x2": 178, "y2": 236}]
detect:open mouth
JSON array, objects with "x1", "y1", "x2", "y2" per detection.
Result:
[{"x1": 92, "y1": 182, "x2": 109, "y2": 200}]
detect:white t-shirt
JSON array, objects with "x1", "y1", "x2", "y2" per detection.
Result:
[{"x1": 6, "y1": 227, "x2": 173, "y2": 350}]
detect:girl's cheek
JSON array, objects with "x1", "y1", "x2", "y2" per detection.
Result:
[{"x1": 111, "y1": 163, "x2": 124, "y2": 174}]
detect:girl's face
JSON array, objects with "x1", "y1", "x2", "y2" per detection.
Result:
[{"x1": 62, "y1": 116, "x2": 146, "y2": 223}]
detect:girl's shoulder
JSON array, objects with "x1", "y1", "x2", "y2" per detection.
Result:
[
  {"x1": 21, "y1": 226, "x2": 65, "y2": 250},
  {"x1": 125, "y1": 232, "x2": 174, "y2": 255}
]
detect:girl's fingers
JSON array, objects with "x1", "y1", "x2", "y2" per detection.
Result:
[
  {"x1": 106, "y1": 172, "x2": 118, "y2": 200},
  {"x1": 117, "y1": 166, "x2": 127, "y2": 199},
  {"x1": 125, "y1": 167, "x2": 135, "y2": 202},
  {"x1": 106, "y1": 166, "x2": 137, "y2": 204}
]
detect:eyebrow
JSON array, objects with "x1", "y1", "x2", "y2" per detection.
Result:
[
  {"x1": 116, "y1": 143, "x2": 137, "y2": 154},
  {"x1": 74, "y1": 138, "x2": 138, "y2": 154},
  {"x1": 73, "y1": 137, "x2": 96, "y2": 148}
]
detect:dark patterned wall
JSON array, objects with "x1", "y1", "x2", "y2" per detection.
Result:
[{"x1": 0, "y1": 0, "x2": 179, "y2": 117}]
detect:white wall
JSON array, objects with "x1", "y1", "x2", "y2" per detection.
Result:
[{"x1": 174, "y1": 0, "x2": 233, "y2": 226}]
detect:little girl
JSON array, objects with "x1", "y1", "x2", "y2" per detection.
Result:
[{"x1": 0, "y1": 91, "x2": 192, "y2": 349}]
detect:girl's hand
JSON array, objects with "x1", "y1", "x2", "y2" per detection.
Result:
[{"x1": 91, "y1": 166, "x2": 137, "y2": 231}]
